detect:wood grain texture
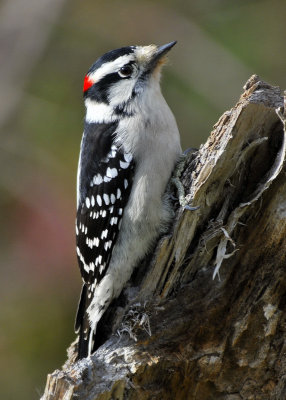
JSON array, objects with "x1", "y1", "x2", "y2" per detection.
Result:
[{"x1": 42, "y1": 75, "x2": 286, "y2": 400}]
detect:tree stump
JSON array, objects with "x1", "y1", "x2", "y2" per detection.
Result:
[{"x1": 41, "y1": 75, "x2": 286, "y2": 400}]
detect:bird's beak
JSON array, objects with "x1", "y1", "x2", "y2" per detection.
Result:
[
  {"x1": 156, "y1": 41, "x2": 177, "y2": 59},
  {"x1": 148, "y1": 41, "x2": 177, "y2": 72}
]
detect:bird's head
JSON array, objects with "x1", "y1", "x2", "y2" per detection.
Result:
[{"x1": 83, "y1": 41, "x2": 176, "y2": 123}]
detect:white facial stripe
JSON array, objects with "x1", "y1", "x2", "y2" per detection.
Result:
[
  {"x1": 108, "y1": 78, "x2": 136, "y2": 107},
  {"x1": 88, "y1": 54, "x2": 135, "y2": 84},
  {"x1": 85, "y1": 98, "x2": 116, "y2": 123}
]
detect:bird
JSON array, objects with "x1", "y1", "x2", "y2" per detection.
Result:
[{"x1": 75, "y1": 41, "x2": 182, "y2": 359}]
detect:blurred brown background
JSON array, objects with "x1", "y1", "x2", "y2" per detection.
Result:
[{"x1": 0, "y1": 0, "x2": 285, "y2": 398}]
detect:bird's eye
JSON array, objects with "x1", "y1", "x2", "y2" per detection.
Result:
[{"x1": 118, "y1": 65, "x2": 133, "y2": 78}]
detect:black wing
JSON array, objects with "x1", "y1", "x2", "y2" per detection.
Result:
[
  {"x1": 75, "y1": 122, "x2": 135, "y2": 356},
  {"x1": 76, "y1": 122, "x2": 134, "y2": 285}
]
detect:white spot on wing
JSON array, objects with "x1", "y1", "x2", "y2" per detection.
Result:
[
  {"x1": 95, "y1": 255, "x2": 102, "y2": 266},
  {"x1": 107, "y1": 148, "x2": 117, "y2": 158},
  {"x1": 124, "y1": 153, "x2": 133, "y2": 162},
  {"x1": 77, "y1": 246, "x2": 91, "y2": 274},
  {"x1": 103, "y1": 194, "x2": 110, "y2": 205},
  {"x1": 93, "y1": 174, "x2": 103, "y2": 185},
  {"x1": 99, "y1": 263, "x2": 106, "y2": 275},
  {"x1": 97, "y1": 195, "x2": 102, "y2": 206},
  {"x1": 110, "y1": 194, "x2": 116, "y2": 204},
  {"x1": 85, "y1": 197, "x2": 90, "y2": 208},
  {"x1": 117, "y1": 188, "x2": 121, "y2": 199},
  {"x1": 120, "y1": 160, "x2": 130, "y2": 169},
  {"x1": 110, "y1": 217, "x2": 118, "y2": 225},
  {"x1": 101, "y1": 229, "x2": 108, "y2": 239},
  {"x1": 124, "y1": 179, "x2": 128, "y2": 189},
  {"x1": 104, "y1": 241, "x2": 112, "y2": 251},
  {"x1": 107, "y1": 167, "x2": 118, "y2": 178}
]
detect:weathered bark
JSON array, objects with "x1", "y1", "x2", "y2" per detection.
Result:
[{"x1": 42, "y1": 75, "x2": 286, "y2": 400}]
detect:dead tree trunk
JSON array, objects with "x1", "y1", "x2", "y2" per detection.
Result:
[{"x1": 41, "y1": 75, "x2": 286, "y2": 400}]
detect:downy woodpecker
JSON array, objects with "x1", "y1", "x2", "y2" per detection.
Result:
[{"x1": 75, "y1": 41, "x2": 182, "y2": 359}]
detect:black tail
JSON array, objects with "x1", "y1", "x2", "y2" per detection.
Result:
[{"x1": 75, "y1": 284, "x2": 93, "y2": 360}]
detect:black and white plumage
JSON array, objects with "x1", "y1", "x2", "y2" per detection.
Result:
[{"x1": 75, "y1": 42, "x2": 182, "y2": 359}]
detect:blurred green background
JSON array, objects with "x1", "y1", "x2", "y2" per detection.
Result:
[{"x1": 1, "y1": 0, "x2": 286, "y2": 398}]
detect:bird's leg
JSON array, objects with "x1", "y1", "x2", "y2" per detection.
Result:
[{"x1": 171, "y1": 148, "x2": 199, "y2": 211}]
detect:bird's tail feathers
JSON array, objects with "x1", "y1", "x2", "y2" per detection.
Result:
[{"x1": 75, "y1": 284, "x2": 94, "y2": 359}]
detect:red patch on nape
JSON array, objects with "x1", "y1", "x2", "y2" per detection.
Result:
[{"x1": 83, "y1": 75, "x2": 94, "y2": 92}]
